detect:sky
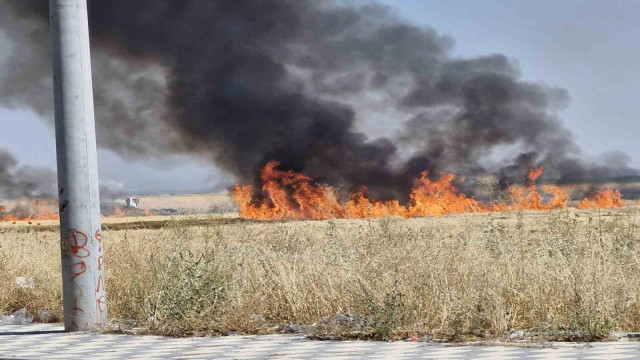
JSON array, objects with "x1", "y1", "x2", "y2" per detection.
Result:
[
  {"x1": 377, "y1": 0, "x2": 640, "y2": 164},
  {"x1": 1, "y1": 0, "x2": 638, "y2": 195}
]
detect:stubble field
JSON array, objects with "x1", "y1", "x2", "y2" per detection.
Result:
[{"x1": 1, "y1": 206, "x2": 640, "y2": 341}]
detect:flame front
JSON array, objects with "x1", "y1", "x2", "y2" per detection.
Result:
[
  {"x1": 578, "y1": 189, "x2": 624, "y2": 209},
  {"x1": 406, "y1": 172, "x2": 484, "y2": 217},
  {"x1": 233, "y1": 161, "x2": 615, "y2": 220},
  {"x1": 0, "y1": 201, "x2": 154, "y2": 223},
  {"x1": 0, "y1": 201, "x2": 59, "y2": 222}
]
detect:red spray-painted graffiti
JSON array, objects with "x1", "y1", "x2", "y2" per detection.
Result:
[
  {"x1": 95, "y1": 229, "x2": 107, "y2": 326},
  {"x1": 70, "y1": 260, "x2": 86, "y2": 314},
  {"x1": 97, "y1": 256, "x2": 104, "y2": 271},
  {"x1": 69, "y1": 230, "x2": 90, "y2": 315},
  {"x1": 66, "y1": 229, "x2": 107, "y2": 327},
  {"x1": 70, "y1": 230, "x2": 90, "y2": 258}
]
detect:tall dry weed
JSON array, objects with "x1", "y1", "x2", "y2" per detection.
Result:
[{"x1": 1, "y1": 209, "x2": 639, "y2": 339}]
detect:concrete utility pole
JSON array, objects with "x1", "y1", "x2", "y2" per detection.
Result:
[{"x1": 50, "y1": 0, "x2": 106, "y2": 331}]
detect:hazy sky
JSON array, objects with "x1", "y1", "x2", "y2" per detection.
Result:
[{"x1": 1, "y1": 0, "x2": 638, "y2": 194}]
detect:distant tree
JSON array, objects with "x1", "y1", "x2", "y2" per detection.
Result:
[{"x1": 477, "y1": 175, "x2": 499, "y2": 207}]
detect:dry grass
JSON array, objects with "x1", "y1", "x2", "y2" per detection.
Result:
[
  {"x1": 2, "y1": 207, "x2": 640, "y2": 341},
  {"x1": 131, "y1": 192, "x2": 235, "y2": 213}
]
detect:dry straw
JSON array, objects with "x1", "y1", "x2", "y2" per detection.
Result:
[{"x1": 1, "y1": 208, "x2": 639, "y2": 340}]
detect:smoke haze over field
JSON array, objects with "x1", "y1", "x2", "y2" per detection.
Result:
[
  {"x1": 0, "y1": 147, "x2": 125, "y2": 201},
  {"x1": 0, "y1": 148, "x2": 56, "y2": 199},
  {"x1": 0, "y1": 0, "x2": 637, "y2": 200}
]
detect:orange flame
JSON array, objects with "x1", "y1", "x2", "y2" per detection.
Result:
[
  {"x1": 0, "y1": 201, "x2": 155, "y2": 222},
  {"x1": 233, "y1": 161, "x2": 346, "y2": 220},
  {"x1": 0, "y1": 206, "x2": 19, "y2": 222},
  {"x1": 112, "y1": 205, "x2": 126, "y2": 217},
  {"x1": 578, "y1": 189, "x2": 624, "y2": 209},
  {"x1": 233, "y1": 161, "x2": 583, "y2": 220},
  {"x1": 28, "y1": 201, "x2": 60, "y2": 221},
  {"x1": 406, "y1": 171, "x2": 484, "y2": 217},
  {"x1": 0, "y1": 201, "x2": 59, "y2": 222},
  {"x1": 345, "y1": 187, "x2": 406, "y2": 218},
  {"x1": 502, "y1": 168, "x2": 568, "y2": 211}
]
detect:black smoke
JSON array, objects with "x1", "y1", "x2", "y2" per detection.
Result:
[
  {"x1": 0, "y1": 148, "x2": 125, "y2": 201},
  {"x1": 0, "y1": 0, "x2": 636, "y2": 201},
  {"x1": 0, "y1": 148, "x2": 56, "y2": 199}
]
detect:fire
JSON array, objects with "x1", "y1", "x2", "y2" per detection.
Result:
[
  {"x1": 233, "y1": 161, "x2": 583, "y2": 220},
  {"x1": 345, "y1": 188, "x2": 406, "y2": 218},
  {"x1": 233, "y1": 161, "x2": 345, "y2": 220},
  {"x1": 0, "y1": 206, "x2": 19, "y2": 222},
  {"x1": 504, "y1": 168, "x2": 568, "y2": 211},
  {"x1": 28, "y1": 201, "x2": 60, "y2": 221},
  {"x1": 0, "y1": 201, "x2": 59, "y2": 222},
  {"x1": 406, "y1": 172, "x2": 484, "y2": 217},
  {"x1": 578, "y1": 189, "x2": 623, "y2": 209},
  {"x1": 112, "y1": 205, "x2": 126, "y2": 217},
  {"x1": 0, "y1": 201, "x2": 155, "y2": 222}
]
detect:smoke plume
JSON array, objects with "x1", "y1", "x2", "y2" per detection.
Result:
[
  {"x1": 0, "y1": 148, "x2": 56, "y2": 199},
  {"x1": 0, "y1": 148, "x2": 125, "y2": 201},
  {"x1": 0, "y1": 0, "x2": 636, "y2": 200}
]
